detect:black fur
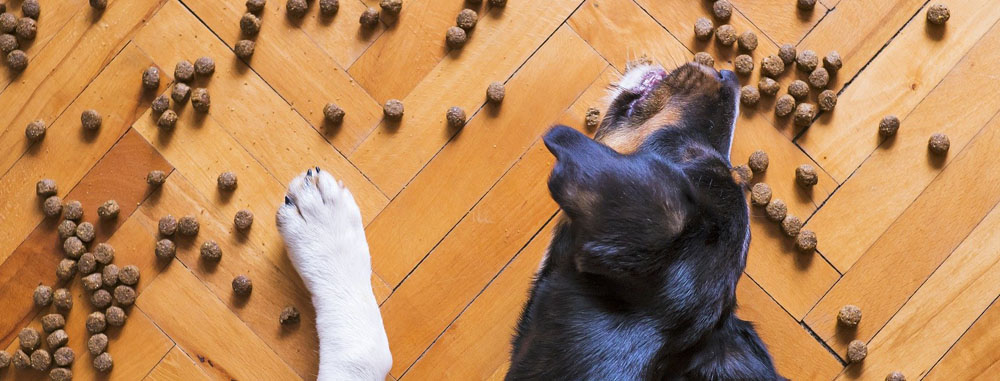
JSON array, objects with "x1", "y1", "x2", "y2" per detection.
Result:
[{"x1": 507, "y1": 65, "x2": 780, "y2": 380}]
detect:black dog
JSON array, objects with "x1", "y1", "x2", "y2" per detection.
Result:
[{"x1": 507, "y1": 63, "x2": 780, "y2": 380}]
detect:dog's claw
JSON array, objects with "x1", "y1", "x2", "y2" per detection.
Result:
[
  {"x1": 307, "y1": 168, "x2": 313, "y2": 177},
  {"x1": 284, "y1": 196, "x2": 292, "y2": 205}
]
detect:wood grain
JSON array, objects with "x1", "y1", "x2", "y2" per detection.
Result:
[{"x1": 145, "y1": 346, "x2": 211, "y2": 381}]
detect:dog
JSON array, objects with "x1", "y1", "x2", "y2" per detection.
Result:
[{"x1": 276, "y1": 61, "x2": 778, "y2": 380}]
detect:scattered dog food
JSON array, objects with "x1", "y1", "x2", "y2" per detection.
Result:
[
  {"x1": 446, "y1": 26, "x2": 467, "y2": 49},
  {"x1": 81, "y1": 109, "x2": 102, "y2": 131},
  {"x1": 824, "y1": 51, "x2": 842, "y2": 73},
  {"x1": 847, "y1": 340, "x2": 868, "y2": 363},
  {"x1": 694, "y1": 17, "x2": 713, "y2": 40},
  {"x1": 64, "y1": 200, "x2": 83, "y2": 221},
  {"x1": 740, "y1": 85, "x2": 760, "y2": 106},
  {"x1": 748, "y1": 150, "x2": 768, "y2": 173},
  {"x1": 58, "y1": 220, "x2": 77, "y2": 240},
  {"x1": 56, "y1": 259, "x2": 77, "y2": 281},
  {"x1": 232, "y1": 275, "x2": 253, "y2": 296},
  {"x1": 694, "y1": 52, "x2": 714, "y2": 67},
  {"x1": 809, "y1": 67, "x2": 829, "y2": 89},
  {"x1": 29, "y1": 348, "x2": 50, "y2": 371},
  {"x1": 926, "y1": 4, "x2": 950, "y2": 25},
  {"x1": 53, "y1": 288, "x2": 72, "y2": 313},
  {"x1": 279, "y1": 306, "x2": 301, "y2": 325},
  {"x1": 82, "y1": 273, "x2": 103, "y2": 291},
  {"x1": 760, "y1": 55, "x2": 784, "y2": 78},
  {"x1": 750, "y1": 183, "x2": 771, "y2": 206},
  {"x1": 12, "y1": 349, "x2": 29, "y2": 369},
  {"x1": 179, "y1": 215, "x2": 200, "y2": 236},
  {"x1": 487, "y1": 82, "x2": 505, "y2": 104},
  {"x1": 246, "y1": 0, "x2": 266, "y2": 13},
  {"x1": 20, "y1": 327, "x2": 41, "y2": 351},
  {"x1": 194, "y1": 56, "x2": 215, "y2": 76},
  {"x1": 24, "y1": 118, "x2": 45, "y2": 140},
  {"x1": 457, "y1": 9, "x2": 477, "y2": 30},
  {"x1": 191, "y1": 88, "x2": 211, "y2": 112},
  {"x1": 119, "y1": 265, "x2": 140, "y2": 286},
  {"x1": 781, "y1": 215, "x2": 802, "y2": 237},
  {"x1": 46, "y1": 329, "x2": 68, "y2": 349},
  {"x1": 114, "y1": 285, "x2": 136, "y2": 306},
  {"x1": 147, "y1": 170, "x2": 167, "y2": 186},
  {"x1": 285, "y1": 0, "x2": 307, "y2": 18},
  {"x1": 818, "y1": 90, "x2": 837, "y2": 111},
  {"x1": 712, "y1": 0, "x2": 732, "y2": 20},
  {"x1": 2, "y1": 49, "x2": 23, "y2": 71},
  {"x1": 87, "y1": 334, "x2": 108, "y2": 356},
  {"x1": 319, "y1": 0, "x2": 339, "y2": 16},
  {"x1": 172, "y1": 82, "x2": 191, "y2": 103},
  {"x1": 53, "y1": 347, "x2": 73, "y2": 367},
  {"x1": 235, "y1": 40, "x2": 255, "y2": 59},
  {"x1": 886, "y1": 371, "x2": 906, "y2": 381},
  {"x1": 63, "y1": 237, "x2": 84, "y2": 258},
  {"x1": 97, "y1": 200, "x2": 120, "y2": 220},
  {"x1": 0, "y1": 33, "x2": 15, "y2": 53},
  {"x1": 788, "y1": 80, "x2": 809, "y2": 101},
  {"x1": 41, "y1": 314, "x2": 65, "y2": 333},
  {"x1": 49, "y1": 367, "x2": 72, "y2": 380},
  {"x1": 384, "y1": 99, "x2": 404, "y2": 120},
  {"x1": 152, "y1": 95, "x2": 170, "y2": 114},
  {"x1": 838, "y1": 304, "x2": 862, "y2": 327},
  {"x1": 240, "y1": 12, "x2": 261, "y2": 36},
  {"x1": 15, "y1": 17, "x2": 35, "y2": 40},
  {"x1": 159, "y1": 215, "x2": 178, "y2": 236},
  {"x1": 22, "y1": 0, "x2": 40, "y2": 19},
  {"x1": 323, "y1": 103, "x2": 345, "y2": 124},
  {"x1": 928, "y1": 133, "x2": 950, "y2": 154},
  {"x1": 738, "y1": 31, "x2": 757, "y2": 52},
  {"x1": 778, "y1": 43, "x2": 796, "y2": 65},
  {"x1": 36, "y1": 178, "x2": 58, "y2": 196},
  {"x1": 0, "y1": 13, "x2": 15, "y2": 34},
  {"x1": 87, "y1": 312, "x2": 107, "y2": 334},
  {"x1": 93, "y1": 352, "x2": 113, "y2": 372},
  {"x1": 796, "y1": 50, "x2": 818, "y2": 72},
  {"x1": 360, "y1": 7, "x2": 379, "y2": 27},
  {"x1": 75, "y1": 222, "x2": 95, "y2": 242},
  {"x1": 200, "y1": 240, "x2": 222, "y2": 262},
  {"x1": 155, "y1": 239, "x2": 176, "y2": 259},
  {"x1": 795, "y1": 164, "x2": 818, "y2": 188},
  {"x1": 142, "y1": 66, "x2": 160, "y2": 90},
  {"x1": 797, "y1": 0, "x2": 816, "y2": 10},
  {"x1": 585, "y1": 107, "x2": 601, "y2": 129},
  {"x1": 218, "y1": 171, "x2": 238, "y2": 191},
  {"x1": 106, "y1": 306, "x2": 127, "y2": 327},
  {"x1": 715, "y1": 24, "x2": 736, "y2": 46},
  {"x1": 795, "y1": 229, "x2": 817, "y2": 253},
  {"x1": 446, "y1": 106, "x2": 467, "y2": 128},
  {"x1": 765, "y1": 199, "x2": 787, "y2": 222},
  {"x1": 78, "y1": 253, "x2": 97, "y2": 274},
  {"x1": 102, "y1": 264, "x2": 119, "y2": 288},
  {"x1": 793, "y1": 103, "x2": 817, "y2": 127},
  {"x1": 879, "y1": 115, "x2": 900, "y2": 137},
  {"x1": 733, "y1": 164, "x2": 753, "y2": 184},
  {"x1": 94, "y1": 242, "x2": 114, "y2": 266},
  {"x1": 34, "y1": 285, "x2": 53, "y2": 307},
  {"x1": 734, "y1": 54, "x2": 753, "y2": 75},
  {"x1": 90, "y1": 0, "x2": 107, "y2": 10},
  {"x1": 43, "y1": 196, "x2": 63, "y2": 217},
  {"x1": 175, "y1": 60, "x2": 195, "y2": 83},
  {"x1": 380, "y1": 0, "x2": 402, "y2": 15},
  {"x1": 234, "y1": 209, "x2": 254, "y2": 230},
  {"x1": 91, "y1": 289, "x2": 112, "y2": 309}
]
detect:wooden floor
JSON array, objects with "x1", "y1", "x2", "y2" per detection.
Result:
[{"x1": 2, "y1": 0, "x2": 999, "y2": 379}]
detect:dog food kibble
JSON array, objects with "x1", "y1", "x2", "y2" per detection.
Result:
[
  {"x1": 15, "y1": 17, "x2": 35, "y2": 40},
  {"x1": 694, "y1": 52, "x2": 714, "y2": 67},
  {"x1": 0, "y1": 351, "x2": 7, "y2": 369},
  {"x1": 797, "y1": 0, "x2": 817, "y2": 10},
  {"x1": 63, "y1": 201, "x2": 83, "y2": 221},
  {"x1": 91, "y1": 289, "x2": 112, "y2": 309},
  {"x1": 53, "y1": 347, "x2": 73, "y2": 367},
  {"x1": 322, "y1": 103, "x2": 345, "y2": 124},
  {"x1": 94, "y1": 352, "x2": 113, "y2": 372},
  {"x1": 194, "y1": 56, "x2": 215, "y2": 76},
  {"x1": 380, "y1": 0, "x2": 402, "y2": 16},
  {"x1": 760, "y1": 55, "x2": 784, "y2": 78},
  {"x1": 384, "y1": 99, "x2": 404, "y2": 120},
  {"x1": 78, "y1": 253, "x2": 97, "y2": 274},
  {"x1": 63, "y1": 237, "x2": 84, "y2": 258},
  {"x1": 246, "y1": 0, "x2": 267, "y2": 13},
  {"x1": 809, "y1": 67, "x2": 830, "y2": 89},
  {"x1": 285, "y1": 0, "x2": 307, "y2": 17},
  {"x1": 795, "y1": 229, "x2": 817, "y2": 253},
  {"x1": 142, "y1": 66, "x2": 160, "y2": 90},
  {"x1": 776, "y1": 44, "x2": 796, "y2": 66},
  {"x1": 446, "y1": 26, "x2": 467, "y2": 49},
  {"x1": 106, "y1": 306, "x2": 127, "y2": 327},
  {"x1": 277, "y1": 306, "x2": 301, "y2": 326},
  {"x1": 50, "y1": 367, "x2": 73, "y2": 380},
  {"x1": 765, "y1": 199, "x2": 787, "y2": 222},
  {"x1": 119, "y1": 265, "x2": 140, "y2": 286},
  {"x1": 53, "y1": 288, "x2": 72, "y2": 312},
  {"x1": 34, "y1": 285, "x2": 53, "y2": 307},
  {"x1": 738, "y1": 31, "x2": 758, "y2": 52},
  {"x1": 781, "y1": 215, "x2": 803, "y2": 237},
  {"x1": 82, "y1": 273, "x2": 103, "y2": 291},
  {"x1": 159, "y1": 215, "x2": 178, "y2": 236},
  {"x1": 788, "y1": 80, "x2": 809, "y2": 101},
  {"x1": 818, "y1": 90, "x2": 837, "y2": 111},
  {"x1": 879, "y1": 115, "x2": 900, "y2": 137},
  {"x1": 235, "y1": 39, "x2": 256, "y2": 59},
  {"x1": 102, "y1": 264, "x2": 119, "y2": 288},
  {"x1": 75, "y1": 222, "x2": 95, "y2": 242},
  {"x1": 94, "y1": 242, "x2": 115, "y2": 265},
  {"x1": 79, "y1": 110, "x2": 103, "y2": 133},
  {"x1": 733, "y1": 164, "x2": 753, "y2": 184},
  {"x1": 24, "y1": 118, "x2": 45, "y2": 140},
  {"x1": 152, "y1": 94, "x2": 170, "y2": 114},
  {"x1": 847, "y1": 340, "x2": 868, "y2": 363},
  {"x1": 200, "y1": 240, "x2": 223, "y2": 262},
  {"x1": 838, "y1": 304, "x2": 862, "y2": 327},
  {"x1": 823, "y1": 51, "x2": 843, "y2": 73},
  {"x1": 886, "y1": 371, "x2": 906, "y2": 381},
  {"x1": 928, "y1": 133, "x2": 950, "y2": 154},
  {"x1": 240, "y1": 12, "x2": 261, "y2": 36},
  {"x1": 734, "y1": 54, "x2": 754, "y2": 75},
  {"x1": 796, "y1": 164, "x2": 819, "y2": 188},
  {"x1": 58, "y1": 220, "x2": 77, "y2": 240},
  {"x1": 750, "y1": 183, "x2": 772, "y2": 207},
  {"x1": 157, "y1": 109, "x2": 177, "y2": 130},
  {"x1": 47, "y1": 329, "x2": 68, "y2": 349},
  {"x1": 319, "y1": 0, "x2": 339, "y2": 16},
  {"x1": 740, "y1": 85, "x2": 760, "y2": 106},
  {"x1": 30, "y1": 349, "x2": 50, "y2": 371},
  {"x1": 114, "y1": 285, "x2": 136, "y2": 306},
  {"x1": 56, "y1": 259, "x2": 77, "y2": 280},
  {"x1": 90, "y1": 0, "x2": 108, "y2": 10},
  {"x1": 487, "y1": 82, "x2": 505, "y2": 103},
  {"x1": 712, "y1": 0, "x2": 732, "y2": 20},
  {"x1": 231, "y1": 209, "x2": 255, "y2": 231},
  {"x1": 794, "y1": 103, "x2": 817, "y2": 127},
  {"x1": 927, "y1": 4, "x2": 950, "y2": 25},
  {"x1": 13, "y1": 349, "x2": 30, "y2": 369},
  {"x1": 5, "y1": 48, "x2": 26, "y2": 71},
  {"x1": 232, "y1": 275, "x2": 253, "y2": 296},
  {"x1": 694, "y1": 17, "x2": 713, "y2": 40},
  {"x1": 155, "y1": 239, "x2": 176, "y2": 260},
  {"x1": 0, "y1": 13, "x2": 14, "y2": 33},
  {"x1": 174, "y1": 60, "x2": 195, "y2": 82},
  {"x1": 43, "y1": 196, "x2": 63, "y2": 217},
  {"x1": 457, "y1": 8, "x2": 477, "y2": 30},
  {"x1": 360, "y1": 7, "x2": 380, "y2": 27},
  {"x1": 42, "y1": 314, "x2": 66, "y2": 333},
  {"x1": 796, "y1": 50, "x2": 819, "y2": 72},
  {"x1": 88, "y1": 334, "x2": 108, "y2": 356},
  {"x1": 36, "y1": 179, "x2": 58, "y2": 196},
  {"x1": 446, "y1": 106, "x2": 467, "y2": 128},
  {"x1": 488, "y1": 0, "x2": 506, "y2": 6},
  {"x1": 22, "y1": 0, "x2": 40, "y2": 19},
  {"x1": 748, "y1": 151, "x2": 769, "y2": 173},
  {"x1": 585, "y1": 107, "x2": 601, "y2": 130},
  {"x1": 715, "y1": 24, "x2": 736, "y2": 46},
  {"x1": 87, "y1": 312, "x2": 106, "y2": 333},
  {"x1": 218, "y1": 171, "x2": 238, "y2": 191},
  {"x1": 171, "y1": 82, "x2": 191, "y2": 103},
  {"x1": 191, "y1": 88, "x2": 211, "y2": 112},
  {"x1": 0, "y1": 33, "x2": 15, "y2": 53},
  {"x1": 97, "y1": 199, "x2": 120, "y2": 219},
  {"x1": 147, "y1": 170, "x2": 167, "y2": 186},
  {"x1": 20, "y1": 328, "x2": 41, "y2": 351},
  {"x1": 179, "y1": 215, "x2": 200, "y2": 236}
]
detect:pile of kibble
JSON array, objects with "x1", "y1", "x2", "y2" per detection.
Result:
[{"x1": 1, "y1": 0, "x2": 39, "y2": 72}]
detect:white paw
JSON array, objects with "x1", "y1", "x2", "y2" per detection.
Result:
[{"x1": 277, "y1": 168, "x2": 370, "y2": 292}]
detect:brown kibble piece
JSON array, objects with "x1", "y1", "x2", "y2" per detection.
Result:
[
  {"x1": 750, "y1": 183, "x2": 771, "y2": 207},
  {"x1": 75, "y1": 222, "x2": 95, "y2": 242},
  {"x1": 715, "y1": 24, "x2": 736, "y2": 46},
  {"x1": 25, "y1": 118, "x2": 45, "y2": 139},
  {"x1": 0, "y1": 33, "x2": 15, "y2": 53},
  {"x1": 457, "y1": 9, "x2": 477, "y2": 30},
  {"x1": 192, "y1": 88, "x2": 211, "y2": 112},
  {"x1": 824, "y1": 51, "x2": 843, "y2": 72},
  {"x1": 694, "y1": 52, "x2": 714, "y2": 67},
  {"x1": 156, "y1": 239, "x2": 176, "y2": 259},
  {"x1": 778, "y1": 44, "x2": 796, "y2": 66},
  {"x1": 796, "y1": 50, "x2": 819, "y2": 72},
  {"x1": 50, "y1": 367, "x2": 72, "y2": 380},
  {"x1": 106, "y1": 306, "x2": 127, "y2": 327},
  {"x1": 818, "y1": 90, "x2": 837, "y2": 111},
  {"x1": 53, "y1": 347, "x2": 74, "y2": 367},
  {"x1": 809, "y1": 67, "x2": 829, "y2": 89},
  {"x1": 179, "y1": 215, "x2": 200, "y2": 236},
  {"x1": 58, "y1": 220, "x2": 77, "y2": 240},
  {"x1": 119, "y1": 265, "x2": 140, "y2": 286},
  {"x1": 94, "y1": 242, "x2": 115, "y2": 265},
  {"x1": 847, "y1": 340, "x2": 867, "y2": 363},
  {"x1": 928, "y1": 133, "x2": 950, "y2": 154},
  {"x1": 760, "y1": 55, "x2": 784, "y2": 78},
  {"x1": 488, "y1": 0, "x2": 506, "y2": 6},
  {"x1": 56, "y1": 259, "x2": 77, "y2": 280},
  {"x1": 218, "y1": 171, "x2": 238, "y2": 191},
  {"x1": 78, "y1": 253, "x2": 97, "y2": 274},
  {"x1": 13, "y1": 349, "x2": 29, "y2": 369},
  {"x1": 22, "y1": 0, "x2": 40, "y2": 19},
  {"x1": 734, "y1": 54, "x2": 753, "y2": 75},
  {"x1": 0, "y1": 13, "x2": 14, "y2": 34},
  {"x1": 380, "y1": 0, "x2": 402, "y2": 15},
  {"x1": 765, "y1": 199, "x2": 787, "y2": 222},
  {"x1": 0, "y1": 351, "x2": 7, "y2": 369},
  {"x1": 323, "y1": 103, "x2": 345, "y2": 124},
  {"x1": 152, "y1": 94, "x2": 170, "y2": 114},
  {"x1": 172, "y1": 82, "x2": 190, "y2": 103},
  {"x1": 158, "y1": 110, "x2": 178, "y2": 130},
  {"x1": 114, "y1": 285, "x2": 136, "y2": 306},
  {"x1": 54, "y1": 288, "x2": 72, "y2": 312},
  {"x1": 788, "y1": 80, "x2": 809, "y2": 101},
  {"x1": 87, "y1": 312, "x2": 107, "y2": 333},
  {"x1": 41, "y1": 314, "x2": 66, "y2": 333},
  {"x1": 81, "y1": 109, "x2": 102, "y2": 131},
  {"x1": 793, "y1": 103, "x2": 817, "y2": 127},
  {"x1": 91, "y1": 289, "x2": 112, "y2": 309},
  {"x1": 15, "y1": 17, "x2": 35, "y2": 40},
  {"x1": 232, "y1": 275, "x2": 253, "y2": 296},
  {"x1": 63, "y1": 237, "x2": 84, "y2": 258},
  {"x1": 64, "y1": 200, "x2": 83, "y2": 220},
  {"x1": 285, "y1": 0, "x2": 307, "y2": 17},
  {"x1": 91, "y1": 0, "x2": 108, "y2": 9},
  {"x1": 235, "y1": 209, "x2": 254, "y2": 230},
  {"x1": 927, "y1": 4, "x2": 950, "y2": 25},
  {"x1": 733, "y1": 164, "x2": 753, "y2": 184},
  {"x1": 240, "y1": 12, "x2": 261, "y2": 36},
  {"x1": 446, "y1": 26, "x2": 467, "y2": 49},
  {"x1": 20, "y1": 328, "x2": 41, "y2": 351},
  {"x1": 246, "y1": 0, "x2": 266, "y2": 13},
  {"x1": 235, "y1": 39, "x2": 256, "y2": 59},
  {"x1": 43, "y1": 196, "x2": 63, "y2": 217},
  {"x1": 886, "y1": 371, "x2": 906, "y2": 381},
  {"x1": 102, "y1": 264, "x2": 119, "y2": 288},
  {"x1": 486, "y1": 82, "x2": 505, "y2": 103},
  {"x1": 795, "y1": 164, "x2": 818, "y2": 187},
  {"x1": 712, "y1": 0, "x2": 732, "y2": 20},
  {"x1": 798, "y1": 0, "x2": 816, "y2": 10},
  {"x1": 748, "y1": 151, "x2": 768, "y2": 173},
  {"x1": 279, "y1": 306, "x2": 301, "y2": 325},
  {"x1": 838, "y1": 304, "x2": 862, "y2": 327},
  {"x1": 147, "y1": 170, "x2": 167, "y2": 186},
  {"x1": 200, "y1": 240, "x2": 222, "y2": 262},
  {"x1": 740, "y1": 85, "x2": 760, "y2": 106},
  {"x1": 585, "y1": 107, "x2": 601, "y2": 130},
  {"x1": 446, "y1": 106, "x2": 466, "y2": 128},
  {"x1": 195, "y1": 56, "x2": 215, "y2": 76},
  {"x1": 36, "y1": 179, "x2": 58, "y2": 196},
  {"x1": 159, "y1": 215, "x2": 178, "y2": 236},
  {"x1": 384, "y1": 99, "x2": 404, "y2": 120},
  {"x1": 879, "y1": 115, "x2": 900, "y2": 137},
  {"x1": 795, "y1": 229, "x2": 817, "y2": 253},
  {"x1": 82, "y1": 273, "x2": 103, "y2": 291},
  {"x1": 319, "y1": 0, "x2": 339, "y2": 16},
  {"x1": 175, "y1": 60, "x2": 195, "y2": 82},
  {"x1": 97, "y1": 200, "x2": 119, "y2": 219},
  {"x1": 781, "y1": 215, "x2": 802, "y2": 237},
  {"x1": 94, "y1": 352, "x2": 113, "y2": 372},
  {"x1": 47, "y1": 329, "x2": 68, "y2": 349},
  {"x1": 34, "y1": 285, "x2": 53, "y2": 307},
  {"x1": 142, "y1": 66, "x2": 160, "y2": 89},
  {"x1": 360, "y1": 7, "x2": 379, "y2": 27},
  {"x1": 30, "y1": 349, "x2": 50, "y2": 371},
  {"x1": 737, "y1": 31, "x2": 757, "y2": 52},
  {"x1": 694, "y1": 17, "x2": 713, "y2": 40},
  {"x1": 88, "y1": 334, "x2": 108, "y2": 356}
]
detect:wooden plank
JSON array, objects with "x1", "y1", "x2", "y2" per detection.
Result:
[
  {"x1": 806, "y1": 22, "x2": 1000, "y2": 272},
  {"x1": 567, "y1": 0, "x2": 691, "y2": 72},
  {"x1": 348, "y1": 0, "x2": 587, "y2": 197},
  {"x1": 0, "y1": 128, "x2": 172, "y2": 345},
  {"x1": 925, "y1": 296, "x2": 1000, "y2": 379},
  {"x1": 0, "y1": 0, "x2": 88, "y2": 88},
  {"x1": 363, "y1": 27, "x2": 606, "y2": 287},
  {"x1": 130, "y1": 0, "x2": 388, "y2": 223},
  {"x1": 835, "y1": 202, "x2": 1000, "y2": 379},
  {"x1": 803, "y1": 113, "x2": 1000, "y2": 355},
  {"x1": 136, "y1": 258, "x2": 301, "y2": 380},
  {"x1": 178, "y1": 0, "x2": 383, "y2": 153},
  {"x1": 730, "y1": 0, "x2": 828, "y2": 45},
  {"x1": 0, "y1": 0, "x2": 165, "y2": 174},
  {"x1": 145, "y1": 346, "x2": 211, "y2": 381},
  {"x1": 287, "y1": 0, "x2": 386, "y2": 69},
  {"x1": 797, "y1": 0, "x2": 1000, "y2": 182}
]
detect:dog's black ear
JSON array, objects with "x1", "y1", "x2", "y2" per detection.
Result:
[{"x1": 543, "y1": 125, "x2": 616, "y2": 220}]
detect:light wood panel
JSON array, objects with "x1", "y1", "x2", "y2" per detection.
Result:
[{"x1": 145, "y1": 346, "x2": 212, "y2": 381}]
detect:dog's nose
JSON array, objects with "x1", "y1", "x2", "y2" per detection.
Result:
[{"x1": 719, "y1": 69, "x2": 739, "y2": 88}]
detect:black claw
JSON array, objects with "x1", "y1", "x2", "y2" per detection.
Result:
[
  {"x1": 306, "y1": 168, "x2": 313, "y2": 177},
  {"x1": 315, "y1": 166, "x2": 320, "y2": 173},
  {"x1": 284, "y1": 196, "x2": 292, "y2": 205}
]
